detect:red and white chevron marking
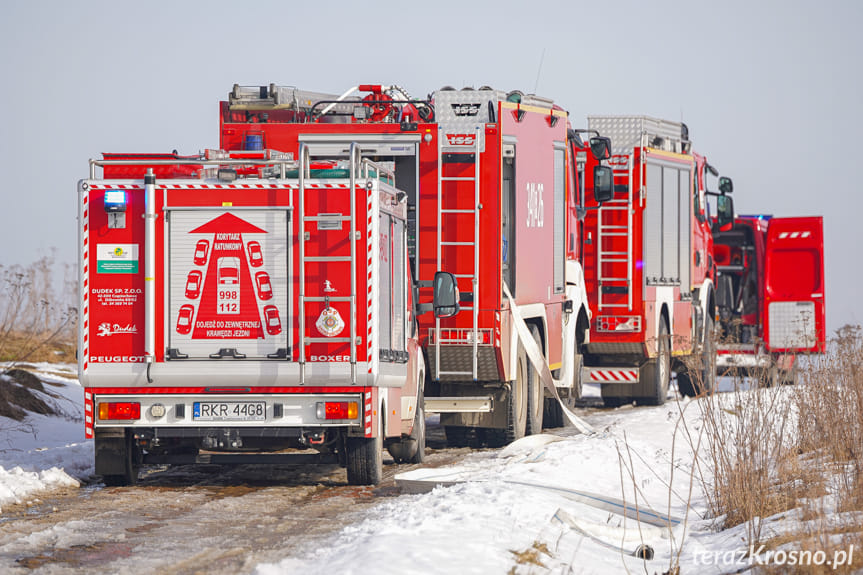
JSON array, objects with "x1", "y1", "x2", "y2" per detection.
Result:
[
  {"x1": 364, "y1": 391, "x2": 373, "y2": 437},
  {"x1": 366, "y1": 185, "x2": 374, "y2": 373},
  {"x1": 588, "y1": 369, "x2": 639, "y2": 383},
  {"x1": 84, "y1": 390, "x2": 94, "y2": 438},
  {"x1": 778, "y1": 231, "x2": 812, "y2": 239},
  {"x1": 82, "y1": 190, "x2": 89, "y2": 374}
]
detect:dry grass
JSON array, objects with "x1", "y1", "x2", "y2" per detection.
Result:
[
  {"x1": 0, "y1": 255, "x2": 76, "y2": 424},
  {"x1": 508, "y1": 541, "x2": 552, "y2": 573},
  {"x1": 695, "y1": 324, "x2": 863, "y2": 571},
  {"x1": 0, "y1": 331, "x2": 75, "y2": 364},
  {"x1": 0, "y1": 253, "x2": 76, "y2": 368}
]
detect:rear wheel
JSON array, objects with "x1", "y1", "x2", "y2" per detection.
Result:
[
  {"x1": 543, "y1": 336, "x2": 583, "y2": 428},
  {"x1": 506, "y1": 338, "x2": 529, "y2": 443},
  {"x1": 444, "y1": 426, "x2": 471, "y2": 448},
  {"x1": 95, "y1": 429, "x2": 139, "y2": 487},
  {"x1": 601, "y1": 395, "x2": 627, "y2": 408},
  {"x1": 526, "y1": 325, "x2": 544, "y2": 435},
  {"x1": 407, "y1": 403, "x2": 426, "y2": 464},
  {"x1": 639, "y1": 318, "x2": 670, "y2": 406},
  {"x1": 346, "y1": 412, "x2": 383, "y2": 485},
  {"x1": 543, "y1": 397, "x2": 563, "y2": 428},
  {"x1": 700, "y1": 314, "x2": 717, "y2": 393},
  {"x1": 387, "y1": 384, "x2": 427, "y2": 463},
  {"x1": 678, "y1": 314, "x2": 716, "y2": 398}
]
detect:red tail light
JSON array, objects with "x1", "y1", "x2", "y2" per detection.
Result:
[
  {"x1": 317, "y1": 401, "x2": 359, "y2": 420},
  {"x1": 98, "y1": 402, "x2": 141, "y2": 420}
]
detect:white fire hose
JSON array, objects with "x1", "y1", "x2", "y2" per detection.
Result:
[{"x1": 503, "y1": 282, "x2": 595, "y2": 435}]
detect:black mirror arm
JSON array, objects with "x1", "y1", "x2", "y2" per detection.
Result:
[
  {"x1": 415, "y1": 303, "x2": 433, "y2": 314},
  {"x1": 576, "y1": 205, "x2": 601, "y2": 221}
]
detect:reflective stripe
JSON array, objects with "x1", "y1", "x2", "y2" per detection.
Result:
[{"x1": 588, "y1": 369, "x2": 639, "y2": 383}]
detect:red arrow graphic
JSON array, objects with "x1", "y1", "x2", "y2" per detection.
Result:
[{"x1": 190, "y1": 213, "x2": 268, "y2": 340}]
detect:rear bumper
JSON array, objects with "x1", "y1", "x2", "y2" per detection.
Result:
[{"x1": 86, "y1": 388, "x2": 366, "y2": 438}]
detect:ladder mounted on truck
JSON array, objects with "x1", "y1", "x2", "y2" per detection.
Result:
[
  {"x1": 434, "y1": 125, "x2": 482, "y2": 381},
  {"x1": 597, "y1": 154, "x2": 634, "y2": 311},
  {"x1": 588, "y1": 115, "x2": 691, "y2": 312},
  {"x1": 297, "y1": 143, "x2": 363, "y2": 385}
]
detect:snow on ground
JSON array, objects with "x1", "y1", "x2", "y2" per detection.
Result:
[
  {"x1": 0, "y1": 363, "x2": 92, "y2": 512},
  {"x1": 0, "y1": 369, "x2": 847, "y2": 574},
  {"x1": 255, "y1": 387, "x2": 724, "y2": 575}
]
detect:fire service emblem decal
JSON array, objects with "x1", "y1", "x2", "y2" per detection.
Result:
[{"x1": 316, "y1": 307, "x2": 345, "y2": 337}]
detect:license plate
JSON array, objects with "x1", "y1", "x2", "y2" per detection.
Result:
[{"x1": 193, "y1": 401, "x2": 266, "y2": 422}]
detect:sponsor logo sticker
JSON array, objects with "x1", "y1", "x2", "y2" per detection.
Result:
[
  {"x1": 96, "y1": 244, "x2": 139, "y2": 274},
  {"x1": 97, "y1": 323, "x2": 138, "y2": 337}
]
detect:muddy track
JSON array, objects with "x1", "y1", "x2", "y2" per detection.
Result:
[
  {"x1": 0, "y1": 425, "x2": 476, "y2": 574},
  {"x1": 0, "y1": 401, "x2": 627, "y2": 575}
]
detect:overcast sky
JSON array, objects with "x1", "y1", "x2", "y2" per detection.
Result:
[{"x1": 1, "y1": 0, "x2": 859, "y2": 333}]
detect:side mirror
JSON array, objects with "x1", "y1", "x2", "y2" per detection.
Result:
[
  {"x1": 716, "y1": 194, "x2": 734, "y2": 228},
  {"x1": 593, "y1": 165, "x2": 614, "y2": 204},
  {"x1": 719, "y1": 176, "x2": 733, "y2": 195},
  {"x1": 433, "y1": 271, "x2": 460, "y2": 318},
  {"x1": 589, "y1": 136, "x2": 612, "y2": 161}
]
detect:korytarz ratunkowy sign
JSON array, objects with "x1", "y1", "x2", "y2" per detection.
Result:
[{"x1": 168, "y1": 210, "x2": 288, "y2": 359}]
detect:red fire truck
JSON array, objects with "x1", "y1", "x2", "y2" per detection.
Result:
[
  {"x1": 78, "y1": 147, "x2": 451, "y2": 486},
  {"x1": 79, "y1": 83, "x2": 605, "y2": 484},
  {"x1": 217, "y1": 84, "x2": 603, "y2": 445},
  {"x1": 579, "y1": 116, "x2": 733, "y2": 405},
  {"x1": 713, "y1": 214, "x2": 826, "y2": 382}
]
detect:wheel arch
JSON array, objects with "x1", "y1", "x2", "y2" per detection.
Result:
[{"x1": 576, "y1": 306, "x2": 590, "y2": 350}]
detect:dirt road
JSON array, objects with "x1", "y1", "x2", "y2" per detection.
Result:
[{"x1": 0, "y1": 425, "x2": 474, "y2": 575}]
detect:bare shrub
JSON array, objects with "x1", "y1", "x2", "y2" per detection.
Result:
[
  {"x1": 0, "y1": 253, "x2": 76, "y2": 428},
  {"x1": 0, "y1": 251, "x2": 77, "y2": 367},
  {"x1": 697, "y1": 368, "x2": 800, "y2": 543},
  {"x1": 694, "y1": 323, "x2": 863, "y2": 566}
]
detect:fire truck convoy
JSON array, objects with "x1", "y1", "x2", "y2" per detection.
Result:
[
  {"x1": 78, "y1": 84, "x2": 609, "y2": 485},
  {"x1": 78, "y1": 83, "x2": 824, "y2": 485}
]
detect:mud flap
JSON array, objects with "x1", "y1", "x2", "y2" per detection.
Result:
[{"x1": 503, "y1": 283, "x2": 594, "y2": 435}]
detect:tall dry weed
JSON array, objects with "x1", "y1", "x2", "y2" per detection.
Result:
[
  {"x1": 0, "y1": 251, "x2": 76, "y2": 367},
  {"x1": 693, "y1": 324, "x2": 863, "y2": 568},
  {"x1": 697, "y1": 368, "x2": 801, "y2": 543}
]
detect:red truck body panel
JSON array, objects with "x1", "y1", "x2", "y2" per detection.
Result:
[
  {"x1": 80, "y1": 152, "x2": 420, "y2": 451},
  {"x1": 763, "y1": 216, "x2": 825, "y2": 353},
  {"x1": 714, "y1": 215, "x2": 825, "y2": 375}
]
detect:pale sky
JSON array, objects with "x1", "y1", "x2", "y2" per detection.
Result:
[{"x1": 1, "y1": 0, "x2": 859, "y2": 333}]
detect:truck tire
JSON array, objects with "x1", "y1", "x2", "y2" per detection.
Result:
[
  {"x1": 484, "y1": 336, "x2": 530, "y2": 448},
  {"x1": 506, "y1": 338, "x2": 529, "y2": 443},
  {"x1": 388, "y1": 395, "x2": 426, "y2": 463},
  {"x1": 700, "y1": 314, "x2": 717, "y2": 393},
  {"x1": 543, "y1": 397, "x2": 563, "y2": 428},
  {"x1": 526, "y1": 324, "x2": 544, "y2": 435},
  {"x1": 444, "y1": 426, "x2": 471, "y2": 448},
  {"x1": 543, "y1": 337, "x2": 583, "y2": 428},
  {"x1": 95, "y1": 429, "x2": 139, "y2": 487},
  {"x1": 601, "y1": 396, "x2": 627, "y2": 408},
  {"x1": 638, "y1": 318, "x2": 670, "y2": 406},
  {"x1": 407, "y1": 403, "x2": 426, "y2": 464},
  {"x1": 346, "y1": 413, "x2": 383, "y2": 485},
  {"x1": 678, "y1": 315, "x2": 716, "y2": 397},
  {"x1": 676, "y1": 371, "x2": 697, "y2": 398}
]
